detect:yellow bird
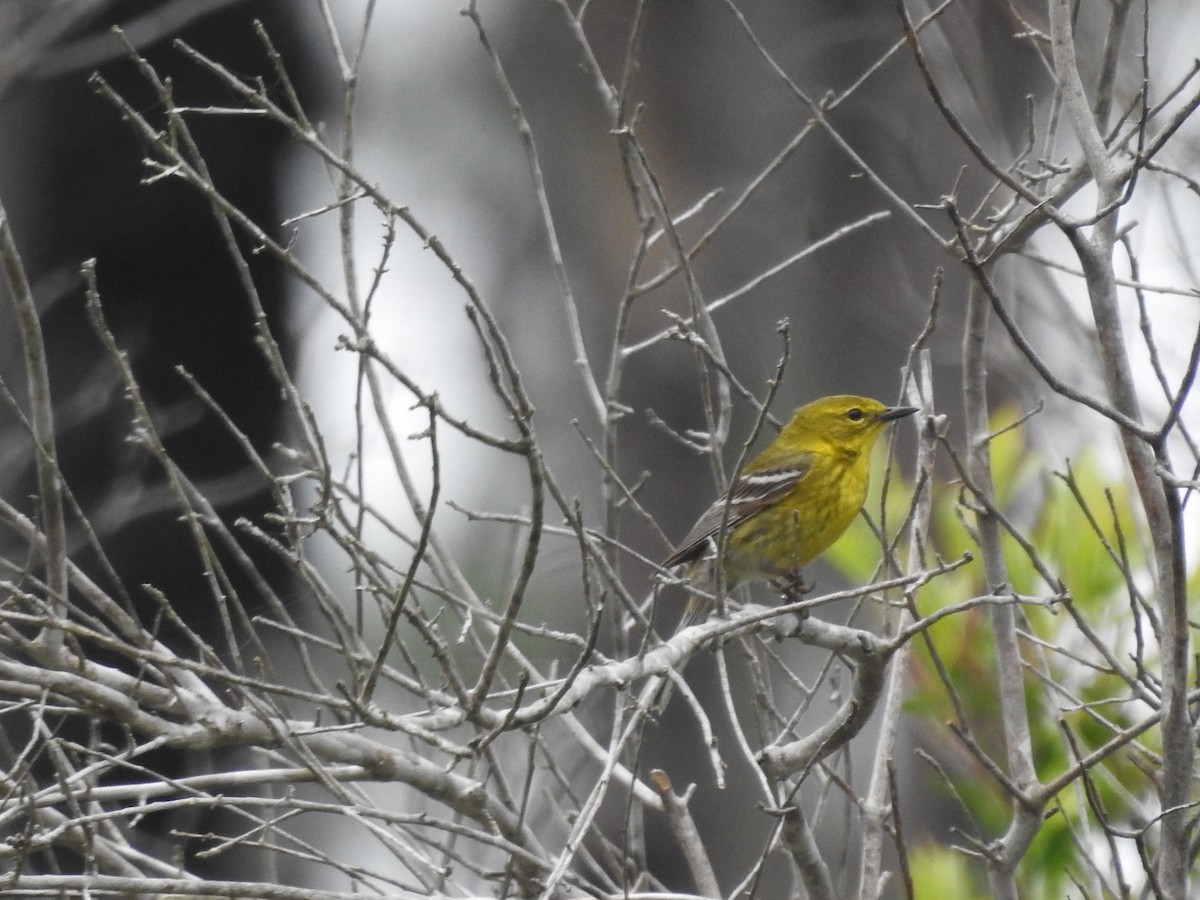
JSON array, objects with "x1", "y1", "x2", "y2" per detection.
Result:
[{"x1": 664, "y1": 394, "x2": 916, "y2": 629}]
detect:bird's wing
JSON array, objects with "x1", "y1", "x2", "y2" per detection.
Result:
[{"x1": 663, "y1": 458, "x2": 812, "y2": 567}]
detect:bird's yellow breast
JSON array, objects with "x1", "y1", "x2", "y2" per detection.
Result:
[{"x1": 723, "y1": 447, "x2": 869, "y2": 583}]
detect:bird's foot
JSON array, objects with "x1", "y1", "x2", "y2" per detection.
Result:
[{"x1": 773, "y1": 571, "x2": 813, "y2": 604}]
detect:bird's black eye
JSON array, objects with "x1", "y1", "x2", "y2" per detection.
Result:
[{"x1": 846, "y1": 408, "x2": 864, "y2": 421}]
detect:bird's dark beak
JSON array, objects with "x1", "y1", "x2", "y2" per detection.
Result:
[{"x1": 878, "y1": 405, "x2": 918, "y2": 423}]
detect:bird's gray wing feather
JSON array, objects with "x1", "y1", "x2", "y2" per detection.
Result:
[{"x1": 662, "y1": 460, "x2": 812, "y2": 567}]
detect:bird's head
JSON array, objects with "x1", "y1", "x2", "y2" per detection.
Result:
[{"x1": 781, "y1": 394, "x2": 917, "y2": 456}]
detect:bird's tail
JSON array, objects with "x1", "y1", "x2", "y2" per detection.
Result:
[
  {"x1": 674, "y1": 592, "x2": 710, "y2": 635},
  {"x1": 652, "y1": 590, "x2": 714, "y2": 713}
]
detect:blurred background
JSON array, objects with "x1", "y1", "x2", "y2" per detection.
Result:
[{"x1": 2, "y1": 0, "x2": 1198, "y2": 894}]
